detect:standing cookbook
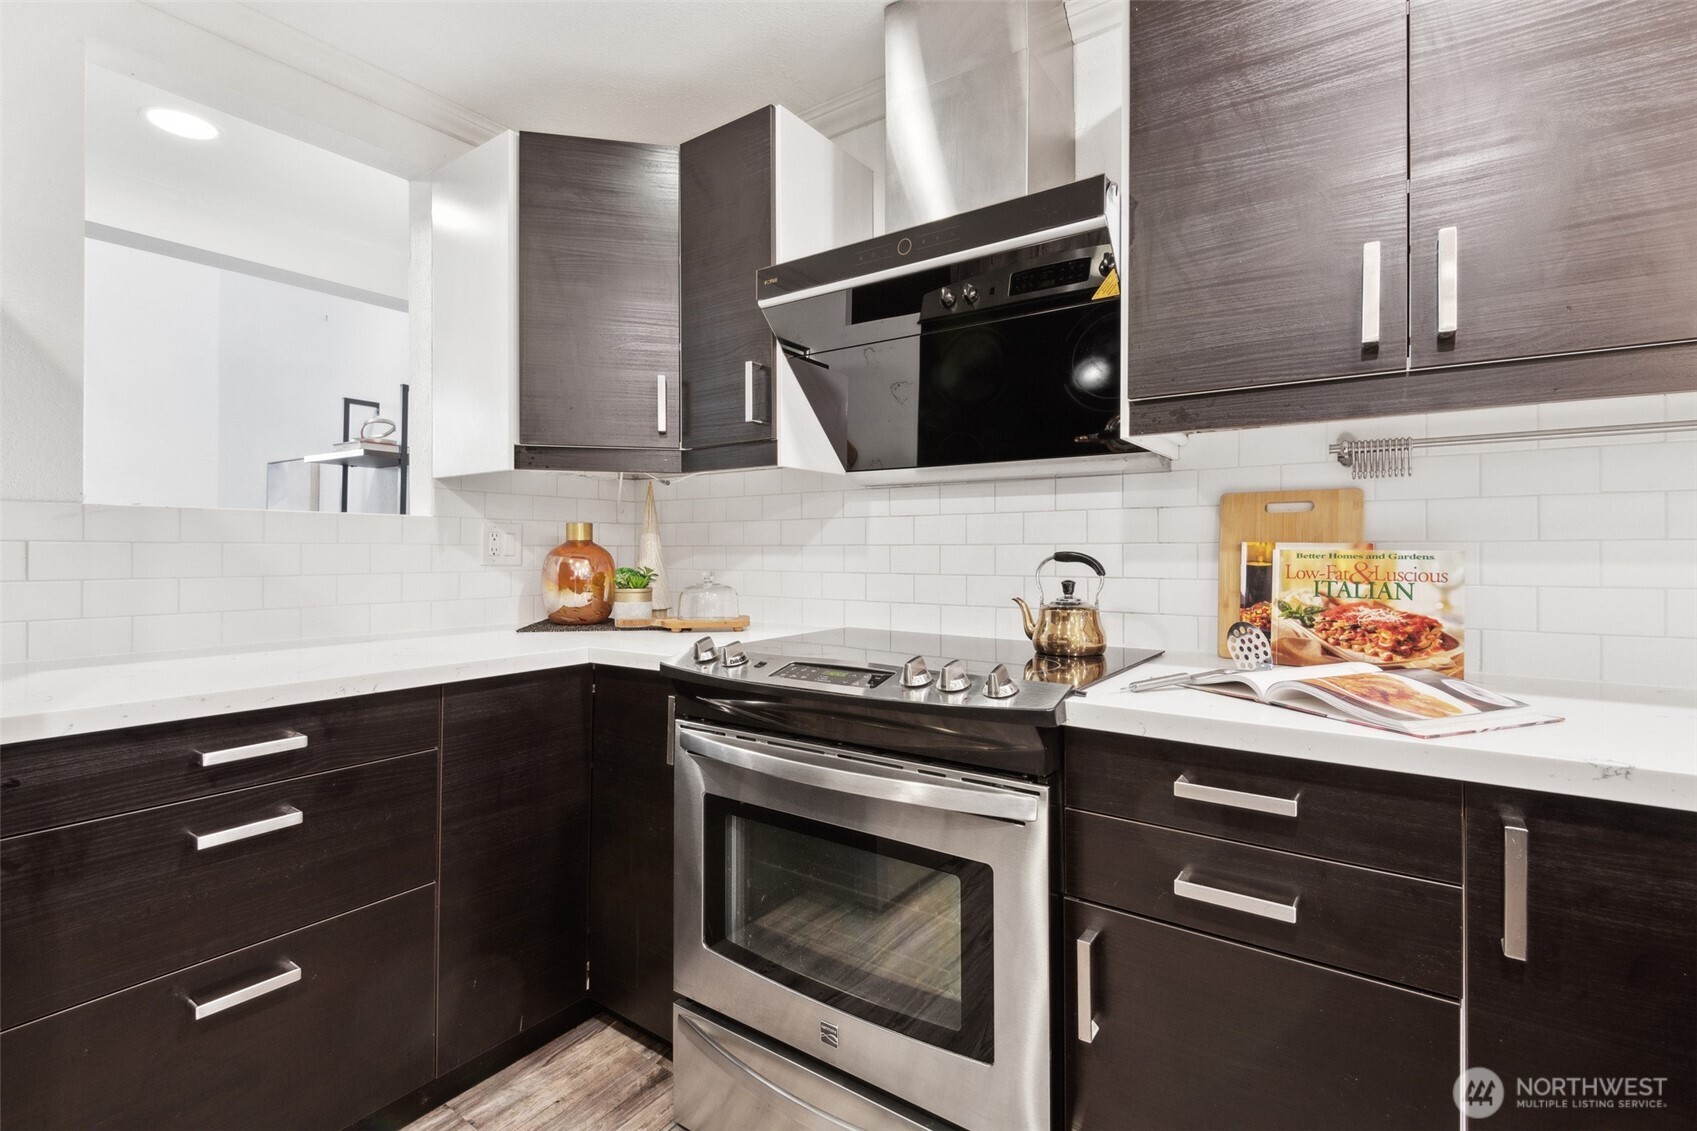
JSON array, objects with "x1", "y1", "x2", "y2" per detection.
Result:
[{"x1": 1269, "y1": 545, "x2": 1466, "y2": 678}]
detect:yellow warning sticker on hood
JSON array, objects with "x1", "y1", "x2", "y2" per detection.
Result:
[{"x1": 1092, "y1": 268, "x2": 1119, "y2": 300}]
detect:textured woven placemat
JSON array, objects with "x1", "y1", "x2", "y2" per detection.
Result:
[{"x1": 516, "y1": 619, "x2": 625, "y2": 633}]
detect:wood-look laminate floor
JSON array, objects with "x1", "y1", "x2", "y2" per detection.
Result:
[{"x1": 412, "y1": 1014, "x2": 675, "y2": 1131}]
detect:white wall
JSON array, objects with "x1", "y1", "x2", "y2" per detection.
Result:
[
  {"x1": 215, "y1": 271, "x2": 409, "y2": 510},
  {"x1": 0, "y1": 0, "x2": 463, "y2": 504},
  {"x1": 83, "y1": 240, "x2": 223, "y2": 509}
]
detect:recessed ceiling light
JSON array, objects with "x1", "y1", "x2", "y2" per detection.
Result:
[{"x1": 142, "y1": 106, "x2": 220, "y2": 141}]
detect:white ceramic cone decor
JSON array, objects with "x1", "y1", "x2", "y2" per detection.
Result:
[{"x1": 637, "y1": 481, "x2": 671, "y2": 614}]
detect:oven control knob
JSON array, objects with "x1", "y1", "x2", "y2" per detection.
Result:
[
  {"x1": 983, "y1": 663, "x2": 1018, "y2": 699},
  {"x1": 937, "y1": 659, "x2": 971, "y2": 694},
  {"x1": 939, "y1": 287, "x2": 956, "y2": 309},
  {"x1": 900, "y1": 655, "x2": 934, "y2": 688},
  {"x1": 720, "y1": 641, "x2": 748, "y2": 668},
  {"x1": 692, "y1": 636, "x2": 717, "y2": 664},
  {"x1": 962, "y1": 283, "x2": 979, "y2": 305}
]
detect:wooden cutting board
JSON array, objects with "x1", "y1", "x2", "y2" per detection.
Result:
[
  {"x1": 1217, "y1": 489, "x2": 1364, "y2": 656},
  {"x1": 616, "y1": 616, "x2": 750, "y2": 632}
]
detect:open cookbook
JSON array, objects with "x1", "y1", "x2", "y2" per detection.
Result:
[{"x1": 1190, "y1": 663, "x2": 1562, "y2": 738}]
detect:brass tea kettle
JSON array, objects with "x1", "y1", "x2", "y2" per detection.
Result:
[{"x1": 1013, "y1": 551, "x2": 1108, "y2": 657}]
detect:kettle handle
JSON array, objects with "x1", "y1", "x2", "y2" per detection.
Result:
[{"x1": 1036, "y1": 551, "x2": 1107, "y2": 602}]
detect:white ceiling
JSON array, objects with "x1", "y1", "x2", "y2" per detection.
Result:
[
  {"x1": 85, "y1": 65, "x2": 411, "y2": 294},
  {"x1": 224, "y1": 0, "x2": 892, "y2": 145}
]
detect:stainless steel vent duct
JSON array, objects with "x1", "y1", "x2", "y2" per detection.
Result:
[{"x1": 884, "y1": 0, "x2": 1077, "y2": 231}]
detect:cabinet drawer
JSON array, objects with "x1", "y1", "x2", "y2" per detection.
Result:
[
  {"x1": 1065, "y1": 899, "x2": 1458, "y2": 1131},
  {"x1": 1, "y1": 685, "x2": 440, "y2": 835},
  {"x1": 1067, "y1": 730, "x2": 1462, "y2": 882},
  {"x1": 1, "y1": 887, "x2": 434, "y2": 1131},
  {"x1": 1067, "y1": 811, "x2": 1461, "y2": 996},
  {"x1": 2, "y1": 751, "x2": 436, "y2": 1027}
]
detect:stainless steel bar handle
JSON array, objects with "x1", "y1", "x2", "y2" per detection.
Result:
[
  {"x1": 1361, "y1": 240, "x2": 1381, "y2": 347},
  {"x1": 189, "y1": 805, "x2": 304, "y2": 851},
  {"x1": 656, "y1": 373, "x2": 668, "y2": 434},
  {"x1": 679, "y1": 726, "x2": 1040, "y2": 823},
  {"x1": 196, "y1": 731, "x2": 308, "y2": 768},
  {"x1": 186, "y1": 962, "x2": 301, "y2": 1020},
  {"x1": 665, "y1": 694, "x2": 676, "y2": 767},
  {"x1": 1436, "y1": 226, "x2": 1459, "y2": 337},
  {"x1": 743, "y1": 361, "x2": 769, "y2": 425},
  {"x1": 1173, "y1": 871, "x2": 1299, "y2": 924},
  {"x1": 1173, "y1": 774, "x2": 1298, "y2": 818},
  {"x1": 1076, "y1": 928, "x2": 1101, "y2": 1044},
  {"x1": 1502, "y1": 820, "x2": 1529, "y2": 961}
]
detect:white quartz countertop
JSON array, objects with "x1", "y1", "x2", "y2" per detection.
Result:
[
  {"x1": 4, "y1": 629, "x2": 1693, "y2": 811},
  {"x1": 1064, "y1": 652, "x2": 1697, "y2": 812},
  {"x1": 0, "y1": 624, "x2": 809, "y2": 744}
]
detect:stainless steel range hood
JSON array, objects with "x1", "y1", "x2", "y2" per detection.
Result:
[{"x1": 884, "y1": 0, "x2": 1078, "y2": 230}]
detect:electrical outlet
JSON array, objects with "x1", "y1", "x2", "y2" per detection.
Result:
[{"x1": 482, "y1": 522, "x2": 521, "y2": 567}]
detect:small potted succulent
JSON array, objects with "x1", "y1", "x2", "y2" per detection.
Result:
[{"x1": 611, "y1": 565, "x2": 659, "y2": 623}]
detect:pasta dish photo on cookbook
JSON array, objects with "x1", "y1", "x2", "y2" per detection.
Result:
[
  {"x1": 1270, "y1": 545, "x2": 1466, "y2": 677},
  {"x1": 1184, "y1": 664, "x2": 1563, "y2": 738}
]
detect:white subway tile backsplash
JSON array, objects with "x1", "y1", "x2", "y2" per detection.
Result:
[
  {"x1": 83, "y1": 505, "x2": 181, "y2": 543},
  {"x1": 180, "y1": 577, "x2": 264, "y2": 613},
  {"x1": 2, "y1": 501, "x2": 83, "y2": 541},
  {"x1": 3, "y1": 399, "x2": 1689, "y2": 686},
  {"x1": 1601, "y1": 635, "x2": 1697, "y2": 690},
  {"x1": 133, "y1": 542, "x2": 222, "y2": 579},
  {"x1": 28, "y1": 542, "x2": 132, "y2": 580},
  {"x1": 3, "y1": 580, "x2": 81, "y2": 621},
  {"x1": 1541, "y1": 492, "x2": 1666, "y2": 541},
  {"x1": 1489, "y1": 630, "x2": 1602, "y2": 682},
  {"x1": 132, "y1": 612, "x2": 222, "y2": 654},
  {"x1": 221, "y1": 608, "x2": 301, "y2": 646},
  {"x1": 222, "y1": 543, "x2": 300, "y2": 577},
  {"x1": 1538, "y1": 587, "x2": 1665, "y2": 637},
  {"x1": 1600, "y1": 442, "x2": 1697, "y2": 493},
  {"x1": 301, "y1": 543, "x2": 371, "y2": 575},
  {"x1": 83, "y1": 579, "x2": 178, "y2": 618},
  {"x1": 28, "y1": 617, "x2": 132, "y2": 662},
  {"x1": 1479, "y1": 449, "x2": 1600, "y2": 497}
]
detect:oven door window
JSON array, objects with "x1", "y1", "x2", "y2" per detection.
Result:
[{"x1": 703, "y1": 796, "x2": 994, "y2": 1063}]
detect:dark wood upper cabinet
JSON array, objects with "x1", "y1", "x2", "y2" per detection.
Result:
[
  {"x1": 1409, "y1": 0, "x2": 1697, "y2": 367},
  {"x1": 518, "y1": 133, "x2": 680, "y2": 452},
  {"x1": 587, "y1": 668, "x2": 675, "y2": 1041},
  {"x1": 1463, "y1": 786, "x2": 1697, "y2": 1128},
  {"x1": 681, "y1": 107, "x2": 776, "y2": 462},
  {"x1": 1125, "y1": 0, "x2": 1409, "y2": 401},
  {"x1": 438, "y1": 668, "x2": 593, "y2": 1074}
]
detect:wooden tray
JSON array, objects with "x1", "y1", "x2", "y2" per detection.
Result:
[
  {"x1": 1217, "y1": 489, "x2": 1364, "y2": 656},
  {"x1": 616, "y1": 616, "x2": 750, "y2": 633}
]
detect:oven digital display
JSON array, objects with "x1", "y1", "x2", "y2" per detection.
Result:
[
  {"x1": 1008, "y1": 256, "x2": 1091, "y2": 296},
  {"x1": 771, "y1": 662, "x2": 892, "y2": 689}
]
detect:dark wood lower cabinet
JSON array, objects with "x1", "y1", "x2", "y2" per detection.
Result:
[
  {"x1": 437, "y1": 667, "x2": 593, "y2": 1074},
  {"x1": 0, "y1": 887, "x2": 435, "y2": 1131},
  {"x1": 1, "y1": 751, "x2": 437, "y2": 1026},
  {"x1": 1065, "y1": 899, "x2": 1459, "y2": 1130},
  {"x1": 1464, "y1": 786, "x2": 1697, "y2": 1128},
  {"x1": 588, "y1": 667, "x2": 675, "y2": 1040}
]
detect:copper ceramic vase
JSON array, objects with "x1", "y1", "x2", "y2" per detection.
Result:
[{"x1": 543, "y1": 522, "x2": 614, "y2": 624}]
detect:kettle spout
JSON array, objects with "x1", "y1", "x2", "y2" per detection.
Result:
[{"x1": 1012, "y1": 597, "x2": 1036, "y2": 639}]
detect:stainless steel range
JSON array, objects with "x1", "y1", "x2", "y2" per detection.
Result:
[{"x1": 666, "y1": 630, "x2": 1156, "y2": 1131}]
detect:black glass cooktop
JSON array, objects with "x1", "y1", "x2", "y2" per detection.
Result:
[{"x1": 760, "y1": 628, "x2": 1163, "y2": 692}]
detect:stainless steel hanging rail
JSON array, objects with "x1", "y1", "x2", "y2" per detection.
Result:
[{"x1": 1330, "y1": 419, "x2": 1697, "y2": 479}]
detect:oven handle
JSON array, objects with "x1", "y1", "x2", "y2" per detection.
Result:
[{"x1": 678, "y1": 727, "x2": 1041, "y2": 824}]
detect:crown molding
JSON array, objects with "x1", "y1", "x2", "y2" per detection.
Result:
[
  {"x1": 1065, "y1": 0, "x2": 1124, "y2": 44},
  {"x1": 140, "y1": 1, "x2": 505, "y2": 149},
  {"x1": 799, "y1": 75, "x2": 886, "y2": 140}
]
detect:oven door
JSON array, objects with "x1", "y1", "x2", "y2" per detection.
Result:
[{"x1": 674, "y1": 722, "x2": 1052, "y2": 1131}]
